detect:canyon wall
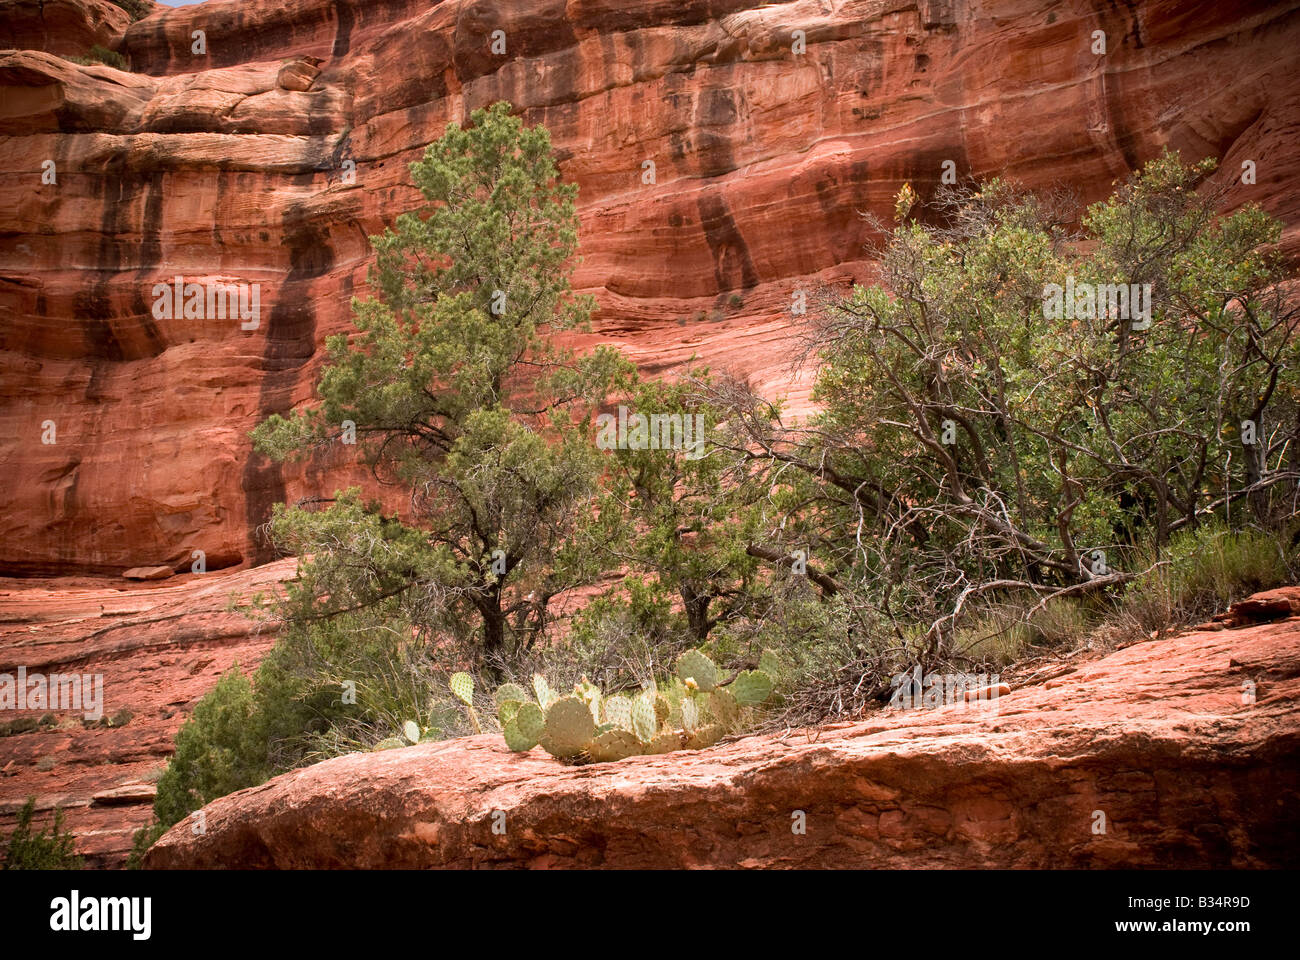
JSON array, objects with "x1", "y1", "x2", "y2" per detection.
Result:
[{"x1": 2, "y1": 0, "x2": 1299, "y2": 574}]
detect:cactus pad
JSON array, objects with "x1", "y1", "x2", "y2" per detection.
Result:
[
  {"x1": 730, "y1": 670, "x2": 773, "y2": 705},
  {"x1": 543, "y1": 696, "x2": 595, "y2": 757},
  {"x1": 642, "y1": 731, "x2": 681, "y2": 755},
  {"x1": 680, "y1": 697, "x2": 699, "y2": 733},
  {"x1": 759, "y1": 649, "x2": 783, "y2": 679},
  {"x1": 502, "y1": 718, "x2": 538, "y2": 752},
  {"x1": 676, "y1": 650, "x2": 718, "y2": 691},
  {"x1": 686, "y1": 723, "x2": 724, "y2": 750},
  {"x1": 402, "y1": 720, "x2": 420, "y2": 744},
  {"x1": 497, "y1": 699, "x2": 522, "y2": 728},
  {"x1": 449, "y1": 672, "x2": 475, "y2": 706},
  {"x1": 493, "y1": 682, "x2": 529, "y2": 708},
  {"x1": 630, "y1": 697, "x2": 657, "y2": 741},
  {"x1": 514, "y1": 702, "x2": 545, "y2": 742},
  {"x1": 532, "y1": 673, "x2": 555, "y2": 708},
  {"x1": 373, "y1": 737, "x2": 406, "y2": 751},
  {"x1": 708, "y1": 688, "x2": 739, "y2": 727},
  {"x1": 587, "y1": 729, "x2": 643, "y2": 763},
  {"x1": 603, "y1": 696, "x2": 632, "y2": 730},
  {"x1": 654, "y1": 693, "x2": 670, "y2": 726}
]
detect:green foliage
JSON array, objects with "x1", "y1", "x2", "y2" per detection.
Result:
[
  {"x1": 1, "y1": 799, "x2": 83, "y2": 870},
  {"x1": 110, "y1": 0, "x2": 153, "y2": 21},
  {"x1": 694, "y1": 149, "x2": 1299, "y2": 692},
  {"x1": 125, "y1": 821, "x2": 165, "y2": 870},
  {"x1": 69, "y1": 45, "x2": 128, "y2": 69},
  {"x1": 1122, "y1": 525, "x2": 1292, "y2": 630},
  {"x1": 153, "y1": 667, "x2": 270, "y2": 830},
  {"x1": 251, "y1": 100, "x2": 631, "y2": 691}
]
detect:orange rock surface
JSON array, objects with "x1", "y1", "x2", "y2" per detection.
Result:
[
  {"x1": 2, "y1": 0, "x2": 1299, "y2": 573},
  {"x1": 141, "y1": 587, "x2": 1300, "y2": 869},
  {"x1": 0, "y1": 560, "x2": 294, "y2": 867}
]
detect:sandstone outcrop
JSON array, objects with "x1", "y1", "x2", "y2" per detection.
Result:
[
  {"x1": 142, "y1": 588, "x2": 1300, "y2": 869},
  {"x1": 0, "y1": 0, "x2": 145, "y2": 58},
  {"x1": 0, "y1": 559, "x2": 294, "y2": 867},
  {"x1": 2, "y1": 0, "x2": 1299, "y2": 574}
]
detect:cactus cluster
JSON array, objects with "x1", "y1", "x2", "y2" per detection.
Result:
[{"x1": 493, "y1": 649, "x2": 777, "y2": 764}]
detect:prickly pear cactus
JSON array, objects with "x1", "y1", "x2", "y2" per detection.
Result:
[
  {"x1": 630, "y1": 697, "x2": 657, "y2": 742},
  {"x1": 641, "y1": 730, "x2": 680, "y2": 755},
  {"x1": 654, "y1": 693, "x2": 670, "y2": 726},
  {"x1": 587, "y1": 728, "x2": 643, "y2": 763},
  {"x1": 603, "y1": 696, "x2": 632, "y2": 731},
  {"x1": 686, "y1": 724, "x2": 723, "y2": 750},
  {"x1": 680, "y1": 697, "x2": 699, "y2": 734},
  {"x1": 533, "y1": 673, "x2": 556, "y2": 709},
  {"x1": 759, "y1": 649, "x2": 784, "y2": 679},
  {"x1": 496, "y1": 649, "x2": 775, "y2": 764},
  {"x1": 515, "y1": 702, "x2": 545, "y2": 742},
  {"x1": 402, "y1": 720, "x2": 421, "y2": 744},
  {"x1": 676, "y1": 650, "x2": 718, "y2": 691},
  {"x1": 730, "y1": 670, "x2": 773, "y2": 706},
  {"x1": 449, "y1": 672, "x2": 475, "y2": 706},
  {"x1": 542, "y1": 696, "x2": 595, "y2": 758},
  {"x1": 373, "y1": 736, "x2": 407, "y2": 751},
  {"x1": 707, "y1": 687, "x2": 739, "y2": 727},
  {"x1": 502, "y1": 718, "x2": 538, "y2": 752},
  {"x1": 497, "y1": 699, "x2": 522, "y2": 728},
  {"x1": 573, "y1": 676, "x2": 603, "y2": 723},
  {"x1": 493, "y1": 682, "x2": 529, "y2": 707}
]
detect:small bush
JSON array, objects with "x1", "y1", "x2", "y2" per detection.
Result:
[
  {"x1": 110, "y1": 0, "x2": 153, "y2": 21},
  {"x1": 153, "y1": 666, "x2": 269, "y2": 830},
  {"x1": 2, "y1": 798, "x2": 83, "y2": 870},
  {"x1": 69, "y1": 46, "x2": 128, "y2": 70},
  {"x1": 125, "y1": 820, "x2": 166, "y2": 870},
  {"x1": 1122, "y1": 525, "x2": 1291, "y2": 630},
  {"x1": 728, "y1": 293, "x2": 744, "y2": 308}
]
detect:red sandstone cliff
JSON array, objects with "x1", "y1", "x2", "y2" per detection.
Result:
[{"x1": 2, "y1": 0, "x2": 1299, "y2": 575}]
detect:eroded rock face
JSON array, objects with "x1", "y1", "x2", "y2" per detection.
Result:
[
  {"x1": 0, "y1": 560, "x2": 294, "y2": 868},
  {"x1": 142, "y1": 588, "x2": 1300, "y2": 869},
  {"x1": 0, "y1": 0, "x2": 142, "y2": 58},
  {"x1": 2, "y1": 0, "x2": 1300, "y2": 573}
]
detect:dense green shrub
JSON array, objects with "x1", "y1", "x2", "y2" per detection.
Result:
[
  {"x1": 69, "y1": 45, "x2": 128, "y2": 70},
  {"x1": 110, "y1": 0, "x2": 153, "y2": 21},
  {"x1": 153, "y1": 666, "x2": 269, "y2": 829},
  {"x1": 1121, "y1": 525, "x2": 1293, "y2": 630},
  {"x1": 2, "y1": 799, "x2": 83, "y2": 870}
]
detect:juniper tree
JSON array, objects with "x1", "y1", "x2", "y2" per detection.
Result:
[
  {"x1": 252, "y1": 102, "x2": 628, "y2": 675},
  {"x1": 705, "y1": 151, "x2": 1300, "y2": 658}
]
